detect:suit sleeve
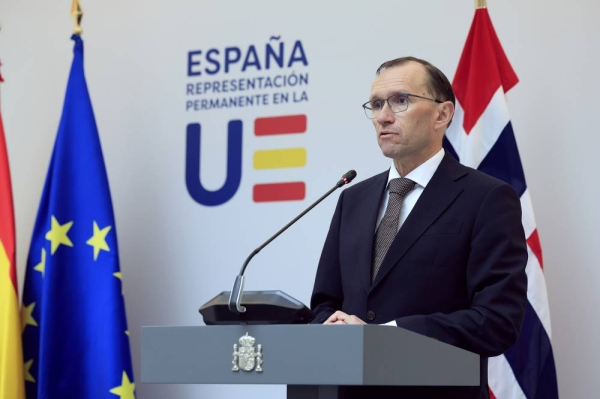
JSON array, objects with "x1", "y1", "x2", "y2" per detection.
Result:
[
  {"x1": 395, "y1": 183, "x2": 528, "y2": 357},
  {"x1": 310, "y1": 190, "x2": 345, "y2": 324}
]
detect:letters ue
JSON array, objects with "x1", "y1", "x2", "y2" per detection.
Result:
[{"x1": 186, "y1": 115, "x2": 308, "y2": 206}]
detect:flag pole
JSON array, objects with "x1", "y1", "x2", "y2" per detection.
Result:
[
  {"x1": 71, "y1": 0, "x2": 83, "y2": 35},
  {"x1": 0, "y1": 22, "x2": 3, "y2": 84},
  {"x1": 475, "y1": 0, "x2": 487, "y2": 8}
]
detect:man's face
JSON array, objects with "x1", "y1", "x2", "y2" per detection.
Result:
[{"x1": 370, "y1": 63, "x2": 442, "y2": 165}]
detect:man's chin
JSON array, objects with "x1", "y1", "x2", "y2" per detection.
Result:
[{"x1": 379, "y1": 146, "x2": 403, "y2": 160}]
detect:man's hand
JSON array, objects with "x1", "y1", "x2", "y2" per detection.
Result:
[{"x1": 324, "y1": 311, "x2": 366, "y2": 325}]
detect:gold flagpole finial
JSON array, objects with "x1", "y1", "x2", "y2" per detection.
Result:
[
  {"x1": 476, "y1": 0, "x2": 487, "y2": 9},
  {"x1": 71, "y1": 0, "x2": 83, "y2": 35}
]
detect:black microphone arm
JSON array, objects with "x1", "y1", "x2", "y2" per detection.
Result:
[{"x1": 228, "y1": 170, "x2": 357, "y2": 314}]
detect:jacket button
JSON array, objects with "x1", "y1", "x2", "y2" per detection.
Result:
[{"x1": 366, "y1": 310, "x2": 376, "y2": 321}]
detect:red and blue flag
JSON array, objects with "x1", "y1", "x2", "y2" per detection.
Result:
[{"x1": 444, "y1": 7, "x2": 559, "y2": 399}]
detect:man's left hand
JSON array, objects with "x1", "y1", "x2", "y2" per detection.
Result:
[{"x1": 324, "y1": 311, "x2": 366, "y2": 325}]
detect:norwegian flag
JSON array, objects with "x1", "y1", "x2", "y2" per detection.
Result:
[{"x1": 443, "y1": 7, "x2": 559, "y2": 399}]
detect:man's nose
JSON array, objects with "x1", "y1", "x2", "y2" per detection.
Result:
[{"x1": 376, "y1": 102, "x2": 395, "y2": 124}]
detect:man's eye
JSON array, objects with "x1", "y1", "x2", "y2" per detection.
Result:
[
  {"x1": 370, "y1": 100, "x2": 383, "y2": 109},
  {"x1": 391, "y1": 95, "x2": 408, "y2": 106}
]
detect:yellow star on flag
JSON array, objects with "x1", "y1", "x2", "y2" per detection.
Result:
[
  {"x1": 34, "y1": 248, "x2": 47, "y2": 277},
  {"x1": 45, "y1": 216, "x2": 74, "y2": 255},
  {"x1": 109, "y1": 371, "x2": 136, "y2": 399},
  {"x1": 21, "y1": 302, "x2": 38, "y2": 332},
  {"x1": 24, "y1": 359, "x2": 36, "y2": 383},
  {"x1": 86, "y1": 221, "x2": 112, "y2": 261}
]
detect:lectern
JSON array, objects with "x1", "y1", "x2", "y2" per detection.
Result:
[{"x1": 141, "y1": 324, "x2": 479, "y2": 399}]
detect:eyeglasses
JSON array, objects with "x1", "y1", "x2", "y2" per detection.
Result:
[{"x1": 362, "y1": 93, "x2": 442, "y2": 119}]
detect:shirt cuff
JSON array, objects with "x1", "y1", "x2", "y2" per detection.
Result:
[{"x1": 381, "y1": 320, "x2": 397, "y2": 326}]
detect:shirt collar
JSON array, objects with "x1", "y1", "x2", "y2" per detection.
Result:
[{"x1": 386, "y1": 148, "x2": 445, "y2": 188}]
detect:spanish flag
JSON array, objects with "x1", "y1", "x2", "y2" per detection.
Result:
[{"x1": 0, "y1": 68, "x2": 26, "y2": 399}]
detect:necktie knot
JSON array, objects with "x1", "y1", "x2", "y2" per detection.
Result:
[{"x1": 388, "y1": 178, "x2": 416, "y2": 197}]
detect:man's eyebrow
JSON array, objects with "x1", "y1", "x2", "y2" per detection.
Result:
[
  {"x1": 369, "y1": 92, "x2": 393, "y2": 100},
  {"x1": 370, "y1": 92, "x2": 408, "y2": 100}
]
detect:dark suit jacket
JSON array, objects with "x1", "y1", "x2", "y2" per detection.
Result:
[{"x1": 311, "y1": 153, "x2": 528, "y2": 399}]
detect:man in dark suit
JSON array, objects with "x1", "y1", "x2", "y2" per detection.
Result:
[{"x1": 310, "y1": 56, "x2": 528, "y2": 399}]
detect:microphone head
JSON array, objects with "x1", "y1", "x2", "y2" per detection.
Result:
[
  {"x1": 336, "y1": 170, "x2": 357, "y2": 187},
  {"x1": 342, "y1": 170, "x2": 357, "y2": 183}
]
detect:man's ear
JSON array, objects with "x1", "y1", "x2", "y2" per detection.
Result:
[{"x1": 435, "y1": 101, "x2": 455, "y2": 130}]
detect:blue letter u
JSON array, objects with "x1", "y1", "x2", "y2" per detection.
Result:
[{"x1": 185, "y1": 121, "x2": 243, "y2": 206}]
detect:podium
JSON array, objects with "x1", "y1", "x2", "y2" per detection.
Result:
[{"x1": 141, "y1": 324, "x2": 479, "y2": 398}]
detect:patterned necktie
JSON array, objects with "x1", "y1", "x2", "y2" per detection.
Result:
[{"x1": 371, "y1": 177, "x2": 416, "y2": 282}]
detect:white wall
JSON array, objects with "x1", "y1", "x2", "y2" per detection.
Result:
[{"x1": 1, "y1": 1, "x2": 598, "y2": 398}]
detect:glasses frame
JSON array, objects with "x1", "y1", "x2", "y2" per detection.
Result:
[{"x1": 362, "y1": 92, "x2": 442, "y2": 119}]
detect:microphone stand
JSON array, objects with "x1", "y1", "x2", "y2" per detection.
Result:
[
  {"x1": 199, "y1": 170, "x2": 356, "y2": 325},
  {"x1": 229, "y1": 174, "x2": 354, "y2": 314}
]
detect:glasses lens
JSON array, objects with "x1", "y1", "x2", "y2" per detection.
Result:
[
  {"x1": 364, "y1": 99, "x2": 383, "y2": 119},
  {"x1": 363, "y1": 102, "x2": 373, "y2": 119},
  {"x1": 364, "y1": 95, "x2": 410, "y2": 118},
  {"x1": 388, "y1": 94, "x2": 409, "y2": 113}
]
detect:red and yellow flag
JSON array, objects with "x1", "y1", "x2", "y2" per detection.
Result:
[{"x1": 0, "y1": 69, "x2": 26, "y2": 399}]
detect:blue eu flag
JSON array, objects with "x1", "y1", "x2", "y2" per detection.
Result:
[{"x1": 21, "y1": 35, "x2": 135, "y2": 399}]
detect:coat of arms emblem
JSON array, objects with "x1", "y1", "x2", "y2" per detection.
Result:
[{"x1": 232, "y1": 332, "x2": 263, "y2": 372}]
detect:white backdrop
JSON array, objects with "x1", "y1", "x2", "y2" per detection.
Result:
[{"x1": 1, "y1": 1, "x2": 599, "y2": 398}]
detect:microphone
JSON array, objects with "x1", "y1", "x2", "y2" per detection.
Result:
[
  {"x1": 199, "y1": 170, "x2": 357, "y2": 324},
  {"x1": 227, "y1": 170, "x2": 357, "y2": 315}
]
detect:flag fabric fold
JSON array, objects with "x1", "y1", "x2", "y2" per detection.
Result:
[
  {"x1": 0, "y1": 70, "x2": 26, "y2": 399},
  {"x1": 444, "y1": 8, "x2": 559, "y2": 399},
  {"x1": 21, "y1": 35, "x2": 136, "y2": 399}
]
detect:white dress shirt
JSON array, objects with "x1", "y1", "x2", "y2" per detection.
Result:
[{"x1": 376, "y1": 148, "x2": 445, "y2": 232}]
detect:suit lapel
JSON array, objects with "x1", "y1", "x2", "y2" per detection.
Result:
[
  {"x1": 370, "y1": 154, "x2": 468, "y2": 290},
  {"x1": 355, "y1": 171, "x2": 388, "y2": 294}
]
